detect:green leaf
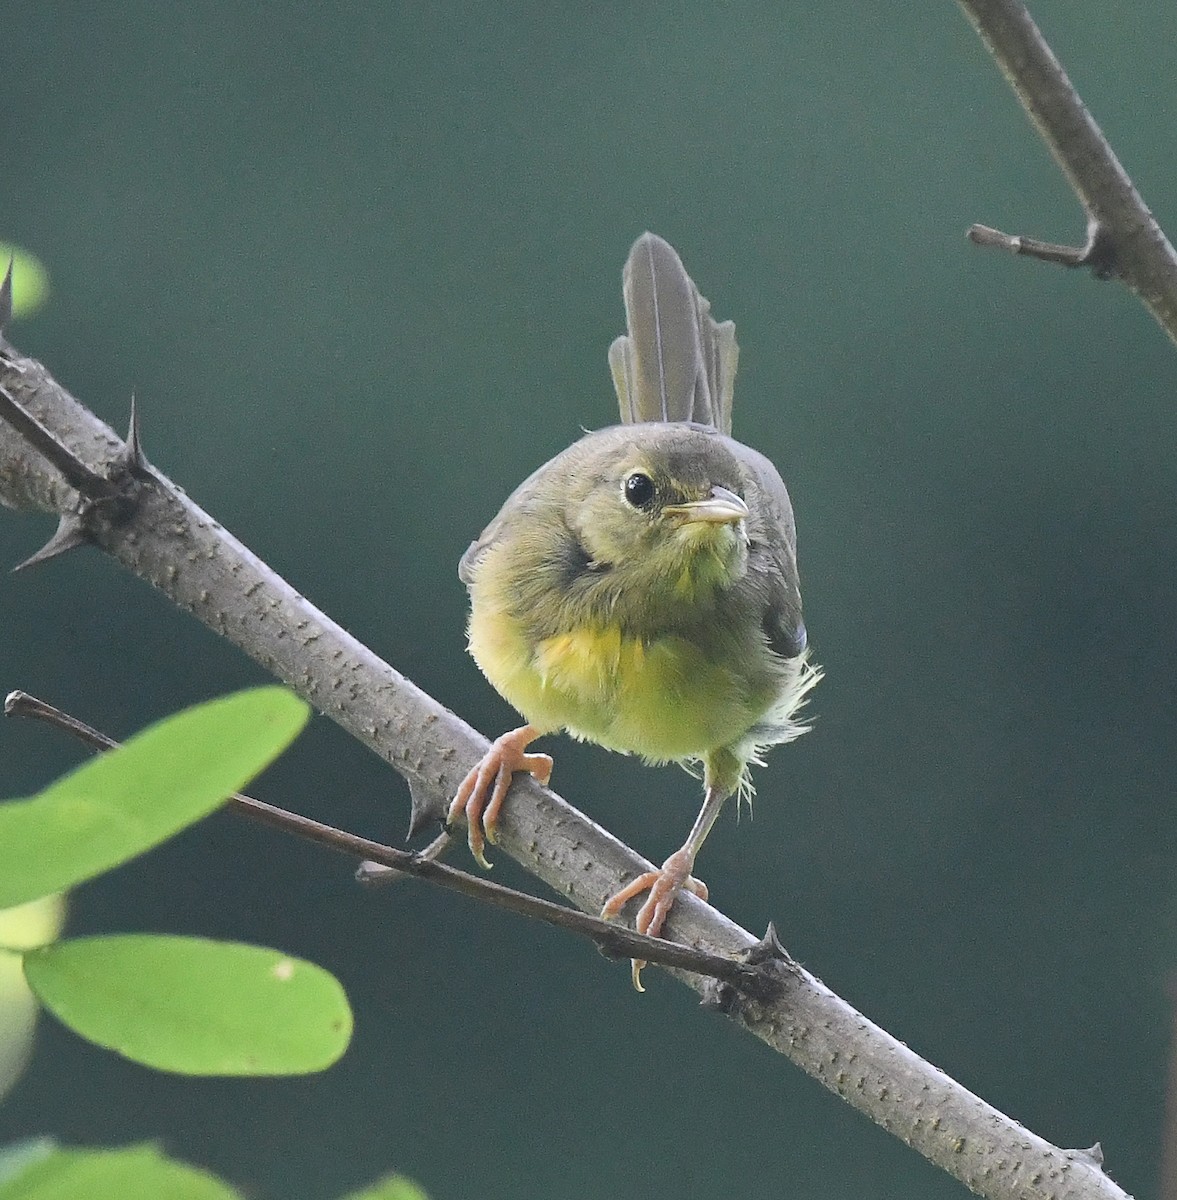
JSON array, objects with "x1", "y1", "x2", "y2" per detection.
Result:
[
  {"x1": 336, "y1": 1174, "x2": 432, "y2": 1200},
  {"x1": 23, "y1": 935, "x2": 352, "y2": 1076},
  {"x1": 0, "y1": 1143, "x2": 241, "y2": 1200},
  {"x1": 0, "y1": 687, "x2": 309, "y2": 907}
]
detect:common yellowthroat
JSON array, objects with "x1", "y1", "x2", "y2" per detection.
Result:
[{"x1": 450, "y1": 233, "x2": 818, "y2": 987}]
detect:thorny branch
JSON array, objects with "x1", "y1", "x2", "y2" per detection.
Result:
[
  {"x1": 3, "y1": 689, "x2": 774, "y2": 991},
  {"x1": 0, "y1": 331, "x2": 1131, "y2": 1200},
  {"x1": 1, "y1": 0, "x2": 1165, "y2": 1191}
]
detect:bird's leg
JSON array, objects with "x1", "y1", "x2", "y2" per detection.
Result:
[
  {"x1": 447, "y1": 724, "x2": 552, "y2": 869},
  {"x1": 601, "y1": 784, "x2": 728, "y2": 989}
]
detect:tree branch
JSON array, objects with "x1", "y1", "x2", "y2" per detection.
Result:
[
  {"x1": 966, "y1": 222, "x2": 1106, "y2": 270},
  {"x1": 2, "y1": 689, "x2": 772, "y2": 991},
  {"x1": 958, "y1": 0, "x2": 1177, "y2": 342},
  {"x1": 0, "y1": 334, "x2": 1131, "y2": 1198}
]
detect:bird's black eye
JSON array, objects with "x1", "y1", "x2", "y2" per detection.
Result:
[{"x1": 623, "y1": 472, "x2": 655, "y2": 508}]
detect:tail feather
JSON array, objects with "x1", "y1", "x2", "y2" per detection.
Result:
[{"x1": 609, "y1": 232, "x2": 738, "y2": 433}]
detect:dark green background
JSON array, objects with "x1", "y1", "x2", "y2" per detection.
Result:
[{"x1": 4, "y1": 4, "x2": 1177, "y2": 1198}]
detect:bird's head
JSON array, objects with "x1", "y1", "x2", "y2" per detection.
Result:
[{"x1": 569, "y1": 426, "x2": 750, "y2": 601}]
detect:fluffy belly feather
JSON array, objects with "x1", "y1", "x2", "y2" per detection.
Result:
[{"x1": 468, "y1": 607, "x2": 771, "y2": 762}]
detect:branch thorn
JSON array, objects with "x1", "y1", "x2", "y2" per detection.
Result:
[
  {"x1": 744, "y1": 921, "x2": 793, "y2": 967},
  {"x1": 700, "y1": 923, "x2": 795, "y2": 1013},
  {"x1": 0, "y1": 257, "x2": 13, "y2": 335},
  {"x1": 407, "y1": 776, "x2": 447, "y2": 839},
  {"x1": 121, "y1": 392, "x2": 148, "y2": 473},
  {"x1": 1068, "y1": 1143, "x2": 1105, "y2": 1167},
  {"x1": 13, "y1": 513, "x2": 88, "y2": 572}
]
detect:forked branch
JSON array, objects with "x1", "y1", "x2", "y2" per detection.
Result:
[{"x1": 958, "y1": 0, "x2": 1177, "y2": 343}]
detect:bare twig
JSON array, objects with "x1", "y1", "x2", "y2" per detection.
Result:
[
  {"x1": 3, "y1": 689, "x2": 766, "y2": 989},
  {"x1": 967, "y1": 222, "x2": 1104, "y2": 271},
  {"x1": 957, "y1": 0, "x2": 1177, "y2": 340}
]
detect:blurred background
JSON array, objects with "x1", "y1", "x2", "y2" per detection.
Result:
[{"x1": 3, "y1": 3, "x2": 1177, "y2": 1197}]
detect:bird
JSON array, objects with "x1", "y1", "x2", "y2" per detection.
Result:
[{"x1": 449, "y1": 232, "x2": 818, "y2": 988}]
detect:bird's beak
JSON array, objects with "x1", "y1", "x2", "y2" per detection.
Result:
[{"x1": 663, "y1": 485, "x2": 750, "y2": 525}]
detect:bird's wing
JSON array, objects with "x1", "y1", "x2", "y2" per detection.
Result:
[
  {"x1": 756, "y1": 550, "x2": 807, "y2": 660},
  {"x1": 734, "y1": 440, "x2": 807, "y2": 660},
  {"x1": 609, "y1": 232, "x2": 738, "y2": 434},
  {"x1": 458, "y1": 450, "x2": 568, "y2": 586}
]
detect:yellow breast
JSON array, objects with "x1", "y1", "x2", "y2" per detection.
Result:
[{"x1": 467, "y1": 604, "x2": 768, "y2": 764}]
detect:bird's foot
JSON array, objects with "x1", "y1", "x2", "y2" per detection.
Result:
[
  {"x1": 447, "y1": 724, "x2": 552, "y2": 869},
  {"x1": 601, "y1": 847, "x2": 708, "y2": 990}
]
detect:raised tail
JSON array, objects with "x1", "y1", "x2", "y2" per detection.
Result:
[{"x1": 608, "y1": 232, "x2": 738, "y2": 433}]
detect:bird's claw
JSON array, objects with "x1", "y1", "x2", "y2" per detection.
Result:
[
  {"x1": 601, "y1": 847, "x2": 708, "y2": 990},
  {"x1": 447, "y1": 725, "x2": 551, "y2": 869}
]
